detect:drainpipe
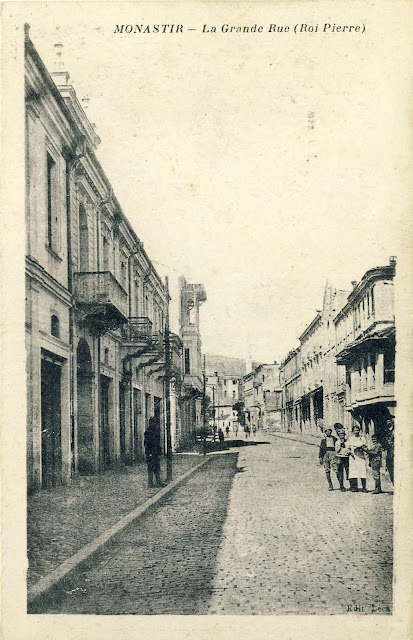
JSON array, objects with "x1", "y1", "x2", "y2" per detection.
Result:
[
  {"x1": 66, "y1": 155, "x2": 76, "y2": 477},
  {"x1": 96, "y1": 205, "x2": 101, "y2": 471},
  {"x1": 66, "y1": 142, "x2": 86, "y2": 478},
  {"x1": 127, "y1": 248, "x2": 139, "y2": 464},
  {"x1": 165, "y1": 276, "x2": 172, "y2": 480}
]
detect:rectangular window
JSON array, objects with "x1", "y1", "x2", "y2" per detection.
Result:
[
  {"x1": 371, "y1": 353, "x2": 376, "y2": 387},
  {"x1": 371, "y1": 287, "x2": 375, "y2": 315},
  {"x1": 46, "y1": 153, "x2": 57, "y2": 250},
  {"x1": 383, "y1": 344, "x2": 395, "y2": 384},
  {"x1": 362, "y1": 358, "x2": 368, "y2": 391},
  {"x1": 184, "y1": 348, "x2": 190, "y2": 375}
]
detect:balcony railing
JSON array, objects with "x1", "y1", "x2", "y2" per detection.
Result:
[
  {"x1": 73, "y1": 271, "x2": 128, "y2": 321},
  {"x1": 122, "y1": 317, "x2": 153, "y2": 342}
]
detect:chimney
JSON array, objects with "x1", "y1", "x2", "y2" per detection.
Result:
[
  {"x1": 351, "y1": 281, "x2": 358, "y2": 290},
  {"x1": 82, "y1": 96, "x2": 90, "y2": 111},
  {"x1": 389, "y1": 256, "x2": 396, "y2": 265},
  {"x1": 51, "y1": 42, "x2": 70, "y2": 86}
]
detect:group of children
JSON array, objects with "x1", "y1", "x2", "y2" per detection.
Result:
[{"x1": 319, "y1": 422, "x2": 388, "y2": 494}]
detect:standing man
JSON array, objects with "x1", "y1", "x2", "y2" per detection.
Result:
[
  {"x1": 144, "y1": 416, "x2": 166, "y2": 488},
  {"x1": 319, "y1": 427, "x2": 337, "y2": 491},
  {"x1": 383, "y1": 417, "x2": 394, "y2": 485},
  {"x1": 366, "y1": 434, "x2": 384, "y2": 494},
  {"x1": 334, "y1": 428, "x2": 349, "y2": 492}
]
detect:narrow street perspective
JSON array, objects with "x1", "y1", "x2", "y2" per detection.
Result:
[
  {"x1": 32, "y1": 435, "x2": 393, "y2": 615},
  {"x1": 22, "y1": 21, "x2": 398, "y2": 622}
]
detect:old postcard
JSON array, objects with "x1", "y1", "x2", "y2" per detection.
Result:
[{"x1": 1, "y1": 1, "x2": 412, "y2": 639}]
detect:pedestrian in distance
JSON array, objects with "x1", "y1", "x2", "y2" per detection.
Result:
[
  {"x1": 333, "y1": 428, "x2": 349, "y2": 492},
  {"x1": 234, "y1": 424, "x2": 239, "y2": 437},
  {"x1": 347, "y1": 424, "x2": 368, "y2": 492},
  {"x1": 252, "y1": 424, "x2": 257, "y2": 437},
  {"x1": 225, "y1": 425, "x2": 230, "y2": 437},
  {"x1": 319, "y1": 427, "x2": 337, "y2": 491},
  {"x1": 144, "y1": 416, "x2": 166, "y2": 488},
  {"x1": 218, "y1": 427, "x2": 225, "y2": 447},
  {"x1": 244, "y1": 425, "x2": 250, "y2": 439},
  {"x1": 366, "y1": 434, "x2": 384, "y2": 494}
]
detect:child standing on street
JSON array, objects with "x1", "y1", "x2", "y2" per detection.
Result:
[
  {"x1": 319, "y1": 428, "x2": 337, "y2": 491},
  {"x1": 334, "y1": 429, "x2": 349, "y2": 492},
  {"x1": 367, "y1": 434, "x2": 384, "y2": 494}
]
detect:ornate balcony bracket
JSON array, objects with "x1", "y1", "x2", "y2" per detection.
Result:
[{"x1": 75, "y1": 303, "x2": 127, "y2": 337}]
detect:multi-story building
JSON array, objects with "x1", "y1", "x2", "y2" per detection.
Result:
[
  {"x1": 321, "y1": 283, "x2": 350, "y2": 430},
  {"x1": 278, "y1": 259, "x2": 396, "y2": 444},
  {"x1": 298, "y1": 284, "x2": 350, "y2": 435},
  {"x1": 279, "y1": 348, "x2": 302, "y2": 433},
  {"x1": 335, "y1": 259, "x2": 396, "y2": 439},
  {"x1": 25, "y1": 29, "x2": 196, "y2": 490},
  {"x1": 299, "y1": 314, "x2": 324, "y2": 434},
  {"x1": 206, "y1": 373, "x2": 243, "y2": 432},
  {"x1": 243, "y1": 363, "x2": 282, "y2": 431},
  {"x1": 179, "y1": 277, "x2": 207, "y2": 447}
]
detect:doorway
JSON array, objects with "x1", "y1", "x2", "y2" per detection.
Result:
[
  {"x1": 119, "y1": 382, "x2": 126, "y2": 463},
  {"x1": 41, "y1": 359, "x2": 62, "y2": 487},
  {"x1": 99, "y1": 375, "x2": 111, "y2": 470},
  {"x1": 133, "y1": 388, "x2": 142, "y2": 462},
  {"x1": 154, "y1": 396, "x2": 163, "y2": 451},
  {"x1": 77, "y1": 339, "x2": 94, "y2": 475}
]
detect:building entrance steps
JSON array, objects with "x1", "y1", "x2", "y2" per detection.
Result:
[{"x1": 27, "y1": 454, "x2": 208, "y2": 605}]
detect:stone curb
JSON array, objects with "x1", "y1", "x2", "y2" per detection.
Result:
[{"x1": 27, "y1": 455, "x2": 212, "y2": 607}]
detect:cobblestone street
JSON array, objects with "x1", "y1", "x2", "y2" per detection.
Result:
[
  {"x1": 34, "y1": 435, "x2": 393, "y2": 615},
  {"x1": 27, "y1": 454, "x2": 202, "y2": 589}
]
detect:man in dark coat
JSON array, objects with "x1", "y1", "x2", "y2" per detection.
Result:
[{"x1": 144, "y1": 416, "x2": 165, "y2": 488}]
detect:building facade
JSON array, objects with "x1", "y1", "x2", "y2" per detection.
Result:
[
  {"x1": 279, "y1": 348, "x2": 302, "y2": 433},
  {"x1": 25, "y1": 30, "x2": 199, "y2": 491},
  {"x1": 335, "y1": 260, "x2": 396, "y2": 439},
  {"x1": 205, "y1": 354, "x2": 245, "y2": 433},
  {"x1": 278, "y1": 259, "x2": 396, "y2": 443},
  {"x1": 243, "y1": 363, "x2": 282, "y2": 432},
  {"x1": 179, "y1": 277, "x2": 207, "y2": 448}
]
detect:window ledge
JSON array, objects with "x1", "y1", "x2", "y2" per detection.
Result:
[{"x1": 46, "y1": 245, "x2": 63, "y2": 262}]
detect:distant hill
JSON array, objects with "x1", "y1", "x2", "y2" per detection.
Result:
[{"x1": 205, "y1": 354, "x2": 246, "y2": 377}]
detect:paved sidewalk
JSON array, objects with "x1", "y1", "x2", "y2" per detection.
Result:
[
  {"x1": 27, "y1": 454, "x2": 203, "y2": 590},
  {"x1": 30, "y1": 454, "x2": 239, "y2": 614}
]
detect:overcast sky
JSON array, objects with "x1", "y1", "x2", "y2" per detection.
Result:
[{"x1": 27, "y1": 2, "x2": 408, "y2": 363}]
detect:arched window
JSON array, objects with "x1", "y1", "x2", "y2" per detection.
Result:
[{"x1": 51, "y1": 314, "x2": 60, "y2": 338}]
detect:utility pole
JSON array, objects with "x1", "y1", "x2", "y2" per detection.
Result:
[
  {"x1": 212, "y1": 384, "x2": 216, "y2": 441},
  {"x1": 164, "y1": 276, "x2": 173, "y2": 481},
  {"x1": 202, "y1": 354, "x2": 207, "y2": 455}
]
